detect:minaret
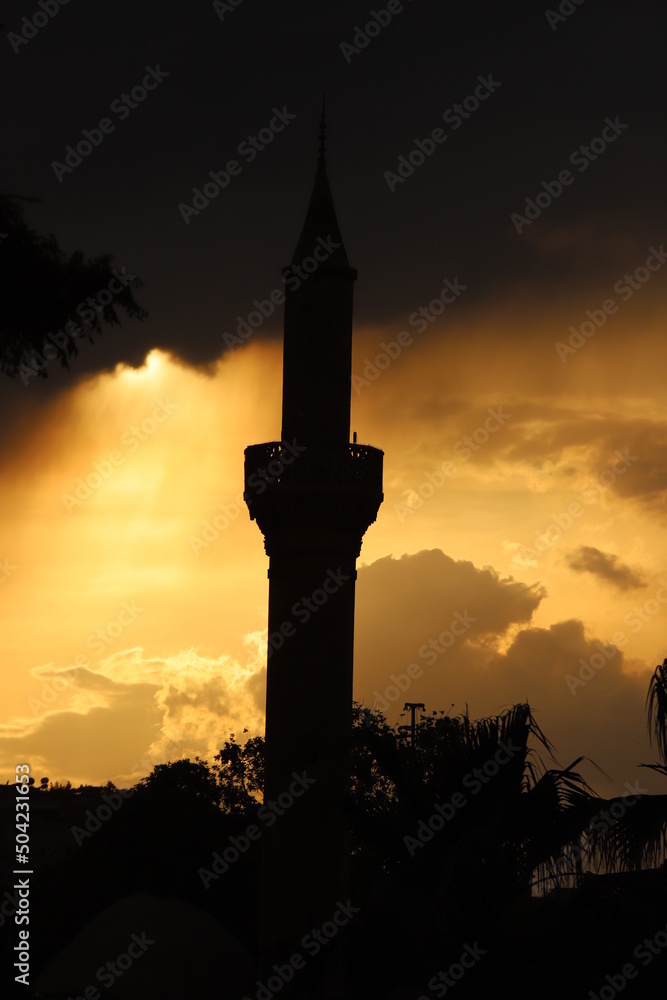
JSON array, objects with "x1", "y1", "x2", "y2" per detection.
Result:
[{"x1": 244, "y1": 107, "x2": 383, "y2": 995}]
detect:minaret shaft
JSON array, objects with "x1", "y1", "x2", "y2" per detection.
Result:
[
  {"x1": 260, "y1": 552, "x2": 357, "y2": 959},
  {"x1": 281, "y1": 268, "x2": 355, "y2": 447}
]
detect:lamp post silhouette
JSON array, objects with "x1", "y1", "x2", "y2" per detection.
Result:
[
  {"x1": 402, "y1": 702, "x2": 426, "y2": 747},
  {"x1": 244, "y1": 109, "x2": 383, "y2": 994}
]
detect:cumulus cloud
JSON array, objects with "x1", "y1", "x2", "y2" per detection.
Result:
[
  {"x1": 353, "y1": 549, "x2": 656, "y2": 796},
  {"x1": 0, "y1": 643, "x2": 266, "y2": 786},
  {"x1": 565, "y1": 545, "x2": 647, "y2": 592}
]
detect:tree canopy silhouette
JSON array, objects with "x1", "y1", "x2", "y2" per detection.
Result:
[{"x1": 0, "y1": 193, "x2": 146, "y2": 381}]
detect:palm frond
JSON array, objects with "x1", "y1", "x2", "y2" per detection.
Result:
[
  {"x1": 586, "y1": 792, "x2": 667, "y2": 872},
  {"x1": 646, "y1": 658, "x2": 667, "y2": 764}
]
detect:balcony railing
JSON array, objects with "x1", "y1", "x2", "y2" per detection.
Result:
[{"x1": 244, "y1": 441, "x2": 383, "y2": 496}]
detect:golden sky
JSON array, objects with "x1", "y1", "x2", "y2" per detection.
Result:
[{"x1": 2, "y1": 280, "x2": 667, "y2": 796}]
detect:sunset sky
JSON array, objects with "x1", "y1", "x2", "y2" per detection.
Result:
[{"x1": 1, "y1": 0, "x2": 665, "y2": 797}]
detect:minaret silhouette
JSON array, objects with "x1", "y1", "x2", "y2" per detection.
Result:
[{"x1": 244, "y1": 105, "x2": 383, "y2": 995}]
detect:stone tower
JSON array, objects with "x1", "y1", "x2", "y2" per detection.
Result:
[{"x1": 244, "y1": 111, "x2": 383, "y2": 995}]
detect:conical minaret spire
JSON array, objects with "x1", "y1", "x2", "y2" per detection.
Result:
[
  {"x1": 281, "y1": 107, "x2": 358, "y2": 447},
  {"x1": 289, "y1": 103, "x2": 350, "y2": 271}
]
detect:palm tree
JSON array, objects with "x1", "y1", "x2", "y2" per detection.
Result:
[
  {"x1": 569, "y1": 660, "x2": 667, "y2": 881},
  {"x1": 646, "y1": 657, "x2": 667, "y2": 775},
  {"x1": 345, "y1": 702, "x2": 606, "y2": 996}
]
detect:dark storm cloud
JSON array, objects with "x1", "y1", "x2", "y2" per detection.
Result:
[
  {"x1": 565, "y1": 545, "x2": 647, "y2": 592},
  {"x1": 1, "y1": 0, "x2": 663, "y2": 385}
]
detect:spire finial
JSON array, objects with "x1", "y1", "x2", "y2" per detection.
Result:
[{"x1": 319, "y1": 94, "x2": 326, "y2": 161}]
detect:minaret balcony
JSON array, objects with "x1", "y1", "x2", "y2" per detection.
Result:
[{"x1": 244, "y1": 441, "x2": 383, "y2": 548}]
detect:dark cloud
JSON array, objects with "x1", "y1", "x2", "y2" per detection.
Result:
[
  {"x1": 565, "y1": 545, "x2": 647, "y2": 592},
  {"x1": 1, "y1": 0, "x2": 663, "y2": 385}
]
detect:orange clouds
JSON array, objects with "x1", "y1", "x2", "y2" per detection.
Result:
[
  {"x1": 1, "y1": 302, "x2": 667, "y2": 796},
  {"x1": 566, "y1": 546, "x2": 647, "y2": 592},
  {"x1": 353, "y1": 551, "x2": 656, "y2": 797}
]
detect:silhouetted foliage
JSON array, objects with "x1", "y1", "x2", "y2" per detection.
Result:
[
  {"x1": 48, "y1": 779, "x2": 72, "y2": 792},
  {"x1": 646, "y1": 657, "x2": 667, "y2": 767},
  {"x1": 136, "y1": 756, "x2": 221, "y2": 807},
  {"x1": 212, "y1": 730, "x2": 264, "y2": 814},
  {"x1": 11, "y1": 679, "x2": 667, "y2": 1000},
  {"x1": 0, "y1": 193, "x2": 146, "y2": 380}
]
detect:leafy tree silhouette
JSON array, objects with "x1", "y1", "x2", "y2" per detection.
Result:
[
  {"x1": 212, "y1": 730, "x2": 264, "y2": 814},
  {"x1": 0, "y1": 193, "x2": 146, "y2": 380},
  {"x1": 136, "y1": 756, "x2": 221, "y2": 807}
]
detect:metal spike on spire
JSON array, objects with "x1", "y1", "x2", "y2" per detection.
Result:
[
  {"x1": 289, "y1": 93, "x2": 350, "y2": 269},
  {"x1": 318, "y1": 94, "x2": 326, "y2": 161}
]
